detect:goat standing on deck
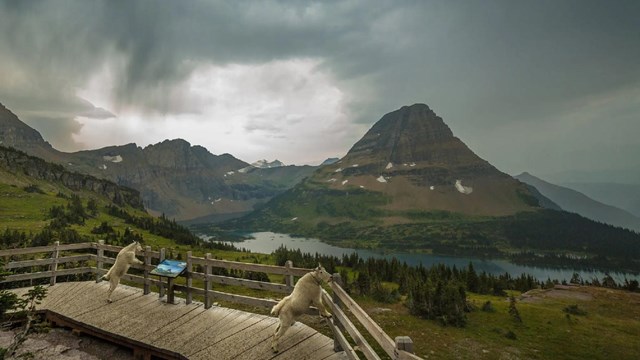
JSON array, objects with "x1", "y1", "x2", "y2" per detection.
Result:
[
  {"x1": 271, "y1": 264, "x2": 333, "y2": 352},
  {"x1": 101, "y1": 241, "x2": 144, "y2": 302}
]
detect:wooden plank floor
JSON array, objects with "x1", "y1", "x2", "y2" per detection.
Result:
[{"x1": 11, "y1": 281, "x2": 347, "y2": 360}]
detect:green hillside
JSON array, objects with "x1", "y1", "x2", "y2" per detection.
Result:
[{"x1": 0, "y1": 145, "x2": 215, "y2": 253}]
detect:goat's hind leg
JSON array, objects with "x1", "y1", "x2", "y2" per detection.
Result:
[
  {"x1": 271, "y1": 314, "x2": 292, "y2": 353},
  {"x1": 107, "y1": 277, "x2": 119, "y2": 303}
]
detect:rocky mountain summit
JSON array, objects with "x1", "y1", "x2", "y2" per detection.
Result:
[
  {"x1": 251, "y1": 159, "x2": 285, "y2": 168},
  {"x1": 309, "y1": 104, "x2": 538, "y2": 216}
]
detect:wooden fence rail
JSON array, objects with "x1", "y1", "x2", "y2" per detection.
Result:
[{"x1": 0, "y1": 242, "x2": 420, "y2": 359}]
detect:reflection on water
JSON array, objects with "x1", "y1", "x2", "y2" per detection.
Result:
[{"x1": 206, "y1": 231, "x2": 638, "y2": 283}]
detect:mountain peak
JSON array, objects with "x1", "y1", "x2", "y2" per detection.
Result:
[
  {"x1": 252, "y1": 159, "x2": 285, "y2": 168},
  {"x1": 344, "y1": 104, "x2": 481, "y2": 167}
]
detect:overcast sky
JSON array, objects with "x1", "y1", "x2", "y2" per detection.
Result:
[{"x1": 1, "y1": 0, "x2": 639, "y2": 181}]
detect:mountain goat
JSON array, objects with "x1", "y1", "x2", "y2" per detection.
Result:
[
  {"x1": 271, "y1": 264, "x2": 333, "y2": 352},
  {"x1": 101, "y1": 241, "x2": 144, "y2": 302}
]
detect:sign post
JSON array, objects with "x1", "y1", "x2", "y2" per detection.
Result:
[{"x1": 150, "y1": 259, "x2": 187, "y2": 304}]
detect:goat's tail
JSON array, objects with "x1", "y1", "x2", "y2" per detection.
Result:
[{"x1": 271, "y1": 296, "x2": 289, "y2": 316}]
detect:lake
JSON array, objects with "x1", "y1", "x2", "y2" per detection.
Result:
[{"x1": 200, "y1": 231, "x2": 638, "y2": 283}]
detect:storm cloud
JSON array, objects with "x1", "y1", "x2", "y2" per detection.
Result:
[{"x1": 1, "y1": 0, "x2": 639, "y2": 180}]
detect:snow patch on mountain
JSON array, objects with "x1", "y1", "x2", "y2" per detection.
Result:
[
  {"x1": 251, "y1": 159, "x2": 284, "y2": 168},
  {"x1": 102, "y1": 155, "x2": 123, "y2": 163},
  {"x1": 455, "y1": 180, "x2": 473, "y2": 194}
]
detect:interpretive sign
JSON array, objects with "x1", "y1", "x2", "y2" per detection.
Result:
[{"x1": 150, "y1": 259, "x2": 187, "y2": 278}]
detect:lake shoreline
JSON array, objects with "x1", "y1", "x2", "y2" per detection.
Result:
[{"x1": 198, "y1": 231, "x2": 639, "y2": 283}]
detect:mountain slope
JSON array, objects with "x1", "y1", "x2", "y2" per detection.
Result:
[
  {"x1": 0, "y1": 145, "x2": 143, "y2": 209},
  {"x1": 0, "y1": 145, "x2": 213, "y2": 252},
  {"x1": 515, "y1": 172, "x2": 640, "y2": 231},
  {"x1": 561, "y1": 182, "x2": 640, "y2": 218},
  {"x1": 0, "y1": 102, "x2": 68, "y2": 162}
]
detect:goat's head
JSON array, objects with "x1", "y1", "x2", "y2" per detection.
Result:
[
  {"x1": 132, "y1": 241, "x2": 143, "y2": 253},
  {"x1": 315, "y1": 264, "x2": 333, "y2": 283}
]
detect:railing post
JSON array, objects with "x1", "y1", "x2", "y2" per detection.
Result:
[
  {"x1": 143, "y1": 246, "x2": 151, "y2": 295},
  {"x1": 331, "y1": 272, "x2": 344, "y2": 352},
  {"x1": 95, "y1": 240, "x2": 104, "y2": 282},
  {"x1": 49, "y1": 241, "x2": 60, "y2": 286},
  {"x1": 186, "y1": 251, "x2": 193, "y2": 305},
  {"x1": 395, "y1": 336, "x2": 415, "y2": 358},
  {"x1": 159, "y1": 248, "x2": 165, "y2": 298},
  {"x1": 204, "y1": 253, "x2": 212, "y2": 309},
  {"x1": 167, "y1": 278, "x2": 175, "y2": 304},
  {"x1": 285, "y1": 260, "x2": 294, "y2": 288}
]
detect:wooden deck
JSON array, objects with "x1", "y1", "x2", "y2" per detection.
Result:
[{"x1": 11, "y1": 281, "x2": 347, "y2": 360}]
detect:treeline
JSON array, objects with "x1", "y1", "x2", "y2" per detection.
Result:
[
  {"x1": 1, "y1": 194, "x2": 95, "y2": 248},
  {"x1": 500, "y1": 210, "x2": 640, "y2": 260},
  {"x1": 510, "y1": 251, "x2": 640, "y2": 275},
  {"x1": 0, "y1": 196, "x2": 239, "y2": 252},
  {"x1": 105, "y1": 205, "x2": 239, "y2": 251},
  {"x1": 273, "y1": 246, "x2": 539, "y2": 326},
  {"x1": 272, "y1": 245, "x2": 639, "y2": 327}
]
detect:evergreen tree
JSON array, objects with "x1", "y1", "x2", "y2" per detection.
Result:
[{"x1": 508, "y1": 295, "x2": 522, "y2": 324}]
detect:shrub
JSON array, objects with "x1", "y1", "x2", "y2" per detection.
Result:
[
  {"x1": 481, "y1": 300, "x2": 496, "y2": 312},
  {"x1": 563, "y1": 304, "x2": 587, "y2": 316}
]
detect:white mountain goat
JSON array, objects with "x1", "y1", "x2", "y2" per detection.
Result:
[
  {"x1": 271, "y1": 264, "x2": 333, "y2": 352},
  {"x1": 101, "y1": 241, "x2": 144, "y2": 302}
]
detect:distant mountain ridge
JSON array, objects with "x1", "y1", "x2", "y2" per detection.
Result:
[
  {"x1": 561, "y1": 182, "x2": 640, "y2": 218},
  {"x1": 0, "y1": 102, "x2": 316, "y2": 220},
  {"x1": 515, "y1": 172, "x2": 640, "y2": 231}
]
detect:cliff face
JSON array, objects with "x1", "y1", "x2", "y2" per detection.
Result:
[{"x1": 0, "y1": 146, "x2": 144, "y2": 209}]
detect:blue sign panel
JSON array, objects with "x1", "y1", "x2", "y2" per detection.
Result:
[{"x1": 150, "y1": 259, "x2": 187, "y2": 278}]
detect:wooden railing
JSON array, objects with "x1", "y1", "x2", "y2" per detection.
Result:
[{"x1": 0, "y1": 242, "x2": 421, "y2": 360}]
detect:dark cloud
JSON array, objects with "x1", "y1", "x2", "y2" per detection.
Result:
[
  {"x1": 24, "y1": 115, "x2": 84, "y2": 152},
  {"x1": 0, "y1": 0, "x2": 639, "y2": 179}
]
